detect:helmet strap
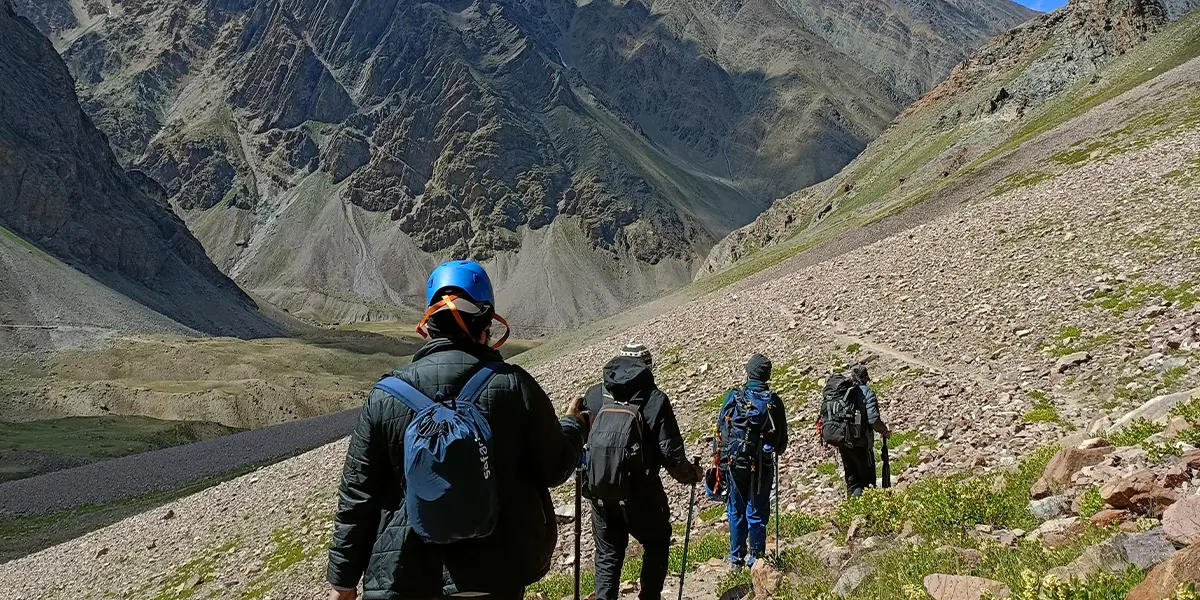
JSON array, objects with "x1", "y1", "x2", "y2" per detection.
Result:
[
  {"x1": 416, "y1": 294, "x2": 467, "y2": 340},
  {"x1": 489, "y1": 313, "x2": 510, "y2": 350},
  {"x1": 415, "y1": 294, "x2": 510, "y2": 350}
]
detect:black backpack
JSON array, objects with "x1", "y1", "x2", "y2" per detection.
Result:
[
  {"x1": 818, "y1": 374, "x2": 860, "y2": 448},
  {"x1": 584, "y1": 391, "x2": 648, "y2": 501}
]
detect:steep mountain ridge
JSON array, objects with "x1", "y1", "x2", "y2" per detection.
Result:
[
  {"x1": 0, "y1": 1, "x2": 281, "y2": 358},
  {"x1": 701, "y1": 0, "x2": 1198, "y2": 277},
  {"x1": 24, "y1": 0, "x2": 1034, "y2": 329}
]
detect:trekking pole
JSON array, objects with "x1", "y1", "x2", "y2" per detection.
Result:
[
  {"x1": 678, "y1": 457, "x2": 700, "y2": 600},
  {"x1": 880, "y1": 434, "x2": 891, "y2": 489},
  {"x1": 774, "y1": 453, "x2": 780, "y2": 559},
  {"x1": 574, "y1": 464, "x2": 583, "y2": 600}
]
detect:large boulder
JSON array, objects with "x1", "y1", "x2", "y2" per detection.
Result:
[
  {"x1": 1127, "y1": 545, "x2": 1200, "y2": 600},
  {"x1": 1163, "y1": 495, "x2": 1200, "y2": 546},
  {"x1": 1110, "y1": 388, "x2": 1200, "y2": 434},
  {"x1": 924, "y1": 574, "x2": 1010, "y2": 600},
  {"x1": 1031, "y1": 446, "x2": 1113, "y2": 498}
]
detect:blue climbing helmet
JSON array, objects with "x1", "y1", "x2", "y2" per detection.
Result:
[
  {"x1": 426, "y1": 260, "x2": 495, "y2": 306},
  {"x1": 418, "y1": 260, "x2": 510, "y2": 348}
]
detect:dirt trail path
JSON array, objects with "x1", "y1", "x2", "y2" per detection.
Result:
[{"x1": 0, "y1": 408, "x2": 358, "y2": 518}]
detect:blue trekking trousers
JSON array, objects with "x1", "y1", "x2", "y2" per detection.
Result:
[{"x1": 725, "y1": 462, "x2": 773, "y2": 565}]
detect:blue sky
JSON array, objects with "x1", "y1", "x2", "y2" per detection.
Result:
[{"x1": 1014, "y1": 0, "x2": 1067, "y2": 11}]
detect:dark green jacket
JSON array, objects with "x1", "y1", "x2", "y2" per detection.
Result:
[{"x1": 326, "y1": 338, "x2": 588, "y2": 598}]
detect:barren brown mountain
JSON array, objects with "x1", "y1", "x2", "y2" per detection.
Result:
[{"x1": 16, "y1": 0, "x2": 1034, "y2": 329}]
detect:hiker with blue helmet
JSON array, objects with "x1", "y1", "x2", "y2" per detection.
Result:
[
  {"x1": 326, "y1": 260, "x2": 591, "y2": 600},
  {"x1": 581, "y1": 342, "x2": 703, "y2": 600},
  {"x1": 715, "y1": 354, "x2": 788, "y2": 568}
]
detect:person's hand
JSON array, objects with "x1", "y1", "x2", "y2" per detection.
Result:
[
  {"x1": 566, "y1": 396, "x2": 591, "y2": 429},
  {"x1": 692, "y1": 462, "x2": 705, "y2": 482},
  {"x1": 328, "y1": 588, "x2": 357, "y2": 600},
  {"x1": 565, "y1": 395, "x2": 585, "y2": 418},
  {"x1": 876, "y1": 421, "x2": 890, "y2": 437}
]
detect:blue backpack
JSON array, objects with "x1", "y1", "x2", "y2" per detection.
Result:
[
  {"x1": 717, "y1": 386, "x2": 775, "y2": 469},
  {"x1": 373, "y1": 363, "x2": 501, "y2": 544}
]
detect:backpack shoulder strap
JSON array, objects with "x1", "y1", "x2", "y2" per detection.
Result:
[
  {"x1": 454, "y1": 362, "x2": 503, "y2": 406},
  {"x1": 375, "y1": 376, "x2": 435, "y2": 413}
]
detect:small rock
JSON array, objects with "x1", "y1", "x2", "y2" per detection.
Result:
[
  {"x1": 752, "y1": 559, "x2": 783, "y2": 598},
  {"x1": 1055, "y1": 352, "x2": 1091, "y2": 373},
  {"x1": 1090, "y1": 509, "x2": 1129, "y2": 527},
  {"x1": 1166, "y1": 417, "x2": 1192, "y2": 438},
  {"x1": 996, "y1": 530, "x2": 1019, "y2": 547},
  {"x1": 1123, "y1": 528, "x2": 1178, "y2": 570},
  {"x1": 1048, "y1": 533, "x2": 1130, "y2": 581},
  {"x1": 924, "y1": 574, "x2": 1010, "y2": 600},
  {"x1": 554, "y1": 503, "x2": 576, "y2": 524},
  {"x1": 1029, "y1": 496, "x2": 1068, "y2": 521},
  {"x1": 1101, "y1": 470, "x2": 1159, "y2": 509},
  {"x1": 1161, "y1": 464, "x2": 1190, "y2": 488},
  {"x1": 847, "y1": 515, "x2": 866, "y2": 540},
  {"x1": 1034, "y1": 446, "x2": 1112, "y2": 497},
  {"x1": 1089, "y1": 415, "x2": 1114, "y2": 436},
  {"x1": 619, "y1": 581, "x2": 636, "y2": 594},
  {"x1": 162, "y1": 509, "x2": 175, "y2": 521},
  {"x1": 834, "y1": 563, "x2": 874, "y2": 597},
  {"x1": 95, "y1": 547, "x2": 109, "y2": 558},
  {"x1": 1163, "y1": 495, "x2": 1200, "y2": 545},
  {"x1": 183, "y1": 573, "x2": 202, "y2": 590},
  {"x1": 948, "y1": 547, "x2": 984, "y2": 567}
]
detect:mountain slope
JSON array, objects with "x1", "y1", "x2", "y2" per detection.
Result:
[
  {"x1": 26, "y1": 0, "x2": 1034, "y2": 330},
  {"x1": 701, "y1": 0, "x2": 1200, "y2": 278},
  {"x1": 0, "y1": 1, "x2": 281, "y2": 356}
]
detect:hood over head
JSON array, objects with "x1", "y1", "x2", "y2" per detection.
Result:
[
  {"x1": 603, "y1": 356, "x2": 655, "y2": 401},
  {"x1": 746, "y1": 354, "x2": 772, "y2": 382}
]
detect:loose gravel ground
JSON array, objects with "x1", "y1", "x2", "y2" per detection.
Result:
[{"x1": 0, "y1": 408, "x2": 358, "y2": 518}]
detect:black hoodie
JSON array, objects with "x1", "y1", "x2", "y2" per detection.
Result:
[{"x1": 584, "y1": 356, "x2": 699, "y2": 491}]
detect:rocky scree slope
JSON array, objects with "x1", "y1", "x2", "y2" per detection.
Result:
[
  {"x1": 701, "y1": 0, "x2": 1199, "y2": 280},
  {"x1": 2, "y1": 47, "x2": 1198, "y2": 598},
  {"x1": 0, "y1": 2, "x2": 281, "y2": 360},
  {"x1": 25, "y1": 0, "x2": 1032, "y2": 329}
]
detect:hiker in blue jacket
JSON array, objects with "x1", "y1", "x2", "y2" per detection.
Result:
[
  {"x1": 325, "y1": 260, "x2": 591, "y2": 600},
  {"x1": 716, "y1": 354, "x2": 788, "y2": 568}
]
